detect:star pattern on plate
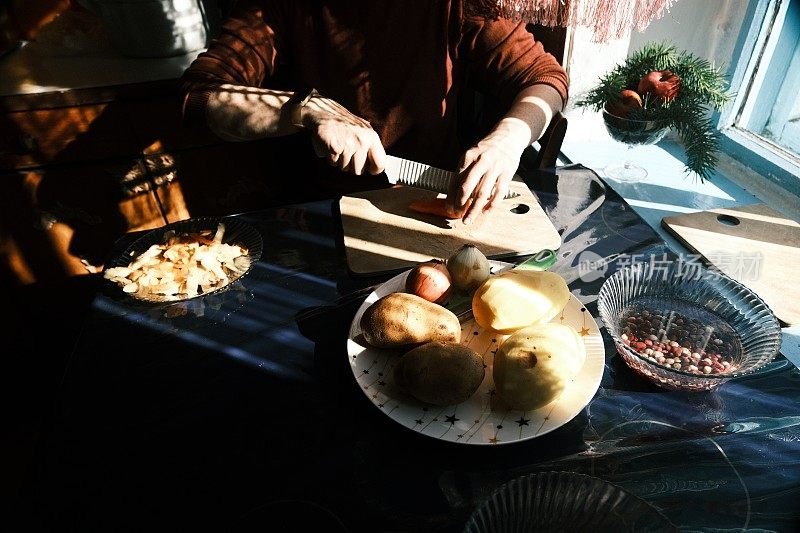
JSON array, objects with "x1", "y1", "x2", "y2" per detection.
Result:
[
  {"x1": 350, "y1": 273, "x2": 603, "y2": 447},
  {"x1": 579, "y1": 308, "x2": 590, "y2": 336}
]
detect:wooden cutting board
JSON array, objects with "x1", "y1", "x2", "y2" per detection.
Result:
[
  {"x1": 662, "y1": 204, "x2": 800, "y2": 325},
  {"x1": 339, "y1": 178, "x2": 561, "y2": 275}
]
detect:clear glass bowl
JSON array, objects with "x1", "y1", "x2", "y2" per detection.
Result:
[
  {"x1": 463, "y1": 471, "x2": 676, "y2": 533},
  {"x1": 601, "y1": 109, "x2": 670, "y2": 182},
  {"x1": 597, "y1": 261, "x2": 782, "y2": 391},
  {"x1": 602, "y1": 109, "x2": 669, "y2": 146}
]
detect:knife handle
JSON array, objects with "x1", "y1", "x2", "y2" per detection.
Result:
[{"x1": 513, "y1": 249, "x2": 557, "y2": 271}]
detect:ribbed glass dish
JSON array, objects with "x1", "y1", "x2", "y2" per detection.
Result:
[
  {"x1": 463, "y1": 471, "x2": 676, "y2": 533},
  {"x1": 598, "y1": 261, "x2": 781, "y2": 391}
]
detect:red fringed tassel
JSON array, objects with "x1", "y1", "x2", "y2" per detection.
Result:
[{"x1": 493, "y1": 0, "x2": 676, "y2": 42}]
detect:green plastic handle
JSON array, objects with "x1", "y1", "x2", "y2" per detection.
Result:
[{"x1": 514, "y1": 249, "x2": 557, "y2": 271}]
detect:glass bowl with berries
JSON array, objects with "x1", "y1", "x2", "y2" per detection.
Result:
[{"x1": 597, "y1": 261, "x2": 781, "y2": 391}]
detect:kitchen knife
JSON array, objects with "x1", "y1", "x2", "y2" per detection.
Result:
[{"x1": 384, "y1": 155, "x2": 521, "y2": 199}]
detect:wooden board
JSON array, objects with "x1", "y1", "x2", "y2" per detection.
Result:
[
  {"x1": 662, "y1": 204, "x2": 800, "y2": 326},
  {"x1": 339, "y1": 178, "x2": 561, "y2": 275}
]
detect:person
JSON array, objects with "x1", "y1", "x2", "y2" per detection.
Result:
[{"x1": 180, "y1": 0, "x2": 568, "y2": 224}]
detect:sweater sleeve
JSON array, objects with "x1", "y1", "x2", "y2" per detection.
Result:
[
  {"x1": 180, "y1": 0, "x2": 287, "y2": 131},
  {"x1": 459, "y1": 14, "x2": 569, "y2": 108}
]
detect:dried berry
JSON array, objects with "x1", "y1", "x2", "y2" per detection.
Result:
[{"x1": 620, "y1": 308, "x2": 739, "y2": 376}]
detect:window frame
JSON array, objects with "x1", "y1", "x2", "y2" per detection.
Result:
[{"x1": 717, "y1": 0, "x2": 800, "y2": 196}]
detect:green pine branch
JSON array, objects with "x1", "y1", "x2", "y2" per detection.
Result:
[
  {"x1": 576, "y1": 42, "x2": 733, "y2": 181},
  {"x1": 670, "y1": 106, "x2": 721, "y2": 181}
]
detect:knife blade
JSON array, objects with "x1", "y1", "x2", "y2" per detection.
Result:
[{"x1": 384, "y1": 155, "x2": 520, "y2": 199}]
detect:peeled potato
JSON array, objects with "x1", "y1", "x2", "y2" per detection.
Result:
[
  {"x1": 492, "y1": 323, "x2": 586, "y2": 411},
  {"x1": 394, "y1": 341, "x2": 484, "y2": 406},
  {"x1": 360, "y1": 292, "x2": 461, "y2": 348},
  {"x1": 472, "y1": 270, "x2": 570, "y2": 334}
]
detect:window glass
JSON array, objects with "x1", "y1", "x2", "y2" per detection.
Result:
[
  {"x1": 734, "y1": 0, "x2": 800, "y2": 160},
  {"x1": 716, "y1": 0, "x2": 800, "y2": 195}
]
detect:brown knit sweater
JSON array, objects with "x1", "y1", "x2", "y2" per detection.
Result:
[{"x1": 181, "y1": 0, "x2": 569, "y2": 169}]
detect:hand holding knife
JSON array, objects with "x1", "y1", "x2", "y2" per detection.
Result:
[{"x1": 383, "y1": 155, "x2": 521, "y2": 199}]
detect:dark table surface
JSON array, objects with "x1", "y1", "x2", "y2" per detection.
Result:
[{"x1": 29, "y1": 165, "x2": 800, "y2": 532}]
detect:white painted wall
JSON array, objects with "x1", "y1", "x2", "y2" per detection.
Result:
[
  {"x1": 565, "y1": 0, "x2": 751, "y2": 111},
  {"x1": 628, "y1": 1, "x2": 750, "y2": 75}
]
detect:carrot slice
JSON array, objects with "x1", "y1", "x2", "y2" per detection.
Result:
[{"x1": 409, "y1": 198, "x2": 471, "y2": 219}]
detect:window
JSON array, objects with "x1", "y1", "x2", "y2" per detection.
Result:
[{"x1": 718, "y1": 0, "x2": 800, "y2": 196}]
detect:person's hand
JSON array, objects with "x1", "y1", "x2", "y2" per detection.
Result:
[
  {"x1": 447, "y1": 84, "x2": 563, "y2": 224},
  {"x1": 448, "y1": 131, "x2": 524, "y2": 224},
  {"x1": 301, "y1": 96, "x2": 386, "y2": 175}
]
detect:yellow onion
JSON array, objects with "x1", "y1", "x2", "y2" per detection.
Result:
[
  {"x1": 405, "y1": 260, "x2": 452, "y2": 304},
  {"x1": 447, "y1": 244, "x2": 490, "y2": 291}
]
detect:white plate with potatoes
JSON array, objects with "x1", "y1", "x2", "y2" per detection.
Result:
[{"x1": 347, "y1": 262, "x2": 605, "y2": 445}]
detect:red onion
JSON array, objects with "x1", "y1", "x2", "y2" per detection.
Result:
[{"x1": 405, "y1": 260, "x2": 452, "y2": 304}]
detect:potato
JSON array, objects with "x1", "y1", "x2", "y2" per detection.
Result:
[
  {"x1": 360, "y1": 292, "x2": 461, "y2": 348},
  {"x1": 472, "y1": 270, "x2": 570, "y2": 334},
  {"x1": 394, "y1": 341, "x2": 485, "y2": 405},
  {"x1": 492, "y1": 323, "x2": 586, "y2": 411}
]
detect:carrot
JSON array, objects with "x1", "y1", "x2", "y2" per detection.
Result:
[{"x1": 408, "y1": 198, "x2": 471, "y2": 219}]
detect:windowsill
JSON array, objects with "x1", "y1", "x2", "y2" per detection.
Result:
[
  {"x1": 718, "y1": 127, "x2": 800, "y2": 198},
  {"x1": 560, "y1": 109, "x2": 800, "y2": 247},
  {"x1": 559, "y1": 109, "x2": 800, "y2": 366}
]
